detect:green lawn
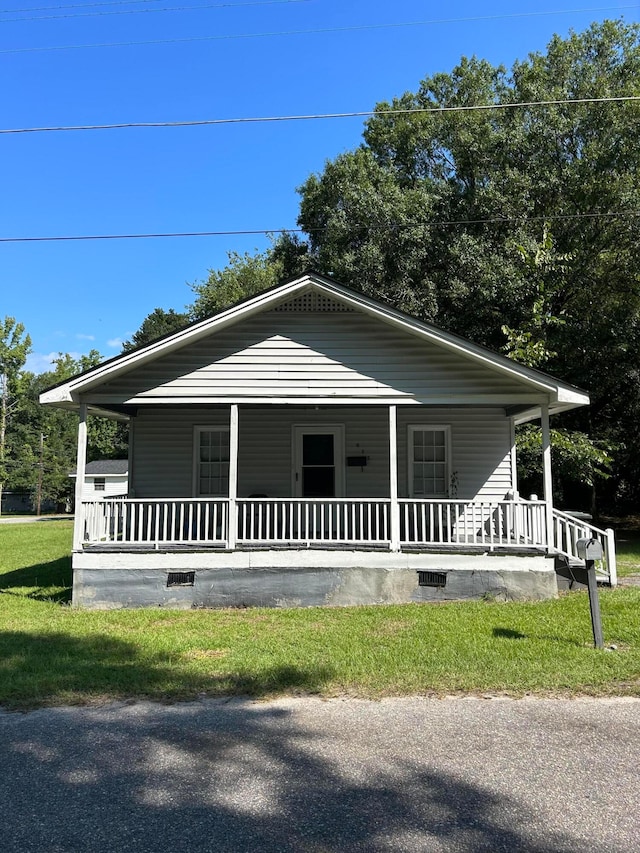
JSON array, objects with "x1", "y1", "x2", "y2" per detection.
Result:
[
  {"x1": 614, "y1": 528, "x2": 640, "y2": 578},
  {"x1": 0, "y1": 520, "x2": 639, "y2": 710}
]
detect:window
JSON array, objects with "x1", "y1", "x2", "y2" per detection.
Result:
[
  {"x1": 408, "y1": 426, "x2": 450, "y2": 497},
  {"x1": 94, "y1": 477, "x2": 106, "y2": 492},
  {"x1": 194, "y1": 427, "x2": 230, "y2": 497}
]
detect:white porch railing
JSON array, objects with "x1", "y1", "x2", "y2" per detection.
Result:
[
  {"x1": 398, "y1": 498, "x2": 548, "y2": 549},
  {"x1": 82, "y1": 498, "x2": 228, "y2": 546},
  {"x1": 237, "y1": 498, "x2": 391, "y2": 545},
  {"x1": 78, "y1": 497, "x2": 616, "y2": 584},
  {"x1": 552, "y1": 508, "x2": 617, "y2": 586}
]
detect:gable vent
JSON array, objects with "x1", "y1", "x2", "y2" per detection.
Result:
[{"x1": 274, "y1": 292, "x2": 354, "y2": 313}]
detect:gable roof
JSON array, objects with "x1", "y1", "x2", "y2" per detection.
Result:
[
  {"x1": 70, "y1": 459, "x2": 128, "y2": 477},
  {"x1": 40, "y1": 272, "x2": 589, "y2": 421}
]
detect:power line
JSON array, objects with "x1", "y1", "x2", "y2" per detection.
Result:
[
  {"x1": 2, "y1": 5, "x2": 637, "y2": 52},
  {"x1": 2, "y1": 211, "x2": 639, "y2": 243},
  {"x1": 2, "y1": 95, "x2": 639, "y2": 136},
  {"x1": 0, "y1": 0, "x2": 165, "y2": 11},
  {"x1": 0, "y1": 0, "x2": 307, "y2": 23}
]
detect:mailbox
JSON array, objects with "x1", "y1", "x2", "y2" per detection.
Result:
[{"x1": 576, "y1": 538, "x2": 603, "y2": 562}]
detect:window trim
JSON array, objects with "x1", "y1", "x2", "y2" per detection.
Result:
[
  {"x1": 93, "y1": 477, "x2": 106, "y2": 492},
  {"x1": 193, "y1": 425, "x2": 231, "y2": 498},
  {"x1": 407, "y1": 424, "x2": 451, "y2": 498}
]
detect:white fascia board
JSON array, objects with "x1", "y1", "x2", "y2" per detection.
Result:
[
  {"x1": 513, "y1": 400, "x2": 589, "y2": 425},
  {"x1": 39, "y1": 385, "x2": 74, "y2": 405},
  {"x1": 45, "y1": 274, "x2": 317, "y2": 398},
  {"x1": 85, "y1": 393, "x2": 549, "y2": 407}
]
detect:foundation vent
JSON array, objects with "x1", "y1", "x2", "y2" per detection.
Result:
[
  {"x1": 167, "y1": 571, "x2": 195, "y2": 587},
  {"x1": 417, "y1": 571, "x2": 447, "y2": 588},
  {"x1": 274, "y1": 292, "x2": 354, "y2": 313}
]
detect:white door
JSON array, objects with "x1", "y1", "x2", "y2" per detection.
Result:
[{"x1": 293, "y1": 426, "x2": 345, "y2": 498}]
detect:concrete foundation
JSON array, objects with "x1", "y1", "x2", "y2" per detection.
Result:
[{"x1": 72, "y1": 548, "x2": 557, "y2": 609}]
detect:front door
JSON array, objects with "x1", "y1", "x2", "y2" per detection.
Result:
[{"x1": 293, "y1": 426, "x2": 344, "y2": 498}]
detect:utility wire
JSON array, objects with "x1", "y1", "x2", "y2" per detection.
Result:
[
  {"x1": 0, "y1": 0, "x2": 307, "y2": 23},
  {"x1": 2, "y1": 95, "x2": 639, "y2": 136},
  {"x1": 2, "y1": 211, "x2": 639, "y2": 243},
  {"x1": 1, "y1": 0, "x2": 302, "y2": 9},
  {"x1": 2, "y1": 5, "x2": 637, "y2": 51}
]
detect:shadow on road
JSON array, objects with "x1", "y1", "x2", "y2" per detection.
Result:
[{"x1": 0, "y1": 697, "x2": 587, "y2": 853}]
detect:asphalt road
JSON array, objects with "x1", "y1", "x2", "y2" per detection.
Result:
[{"x1": 1, "y1": 696, "x2": 637, "y2": 853}]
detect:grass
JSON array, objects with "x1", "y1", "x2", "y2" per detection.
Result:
[
  {"x1": 0, "y1": 520, "x2": 639, "y2": 710},
  {"x1": 612, "y1": 528, "x2": 640, "y2": 578}
]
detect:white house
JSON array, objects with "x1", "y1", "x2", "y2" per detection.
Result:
[
  {"x1": 40, "y1": 273, "x2": 616, "y2": 609},
  {"x1": 69, "y1": 460, "x2": 129, "y2": 501}
]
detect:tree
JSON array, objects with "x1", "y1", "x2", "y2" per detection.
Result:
[
  {"x1": 189, "y1": 239, "x2": 309, "y2": 320},
  {"x1": 8, "y1": 351, "x2": 128, "y2": 511},
  {"x1": 0, "y1": 317, "x2": 31, "y2": 515},
  {"x1": 122, "y1": 308, "x2": 190, "y2": 352},
  {"x1": 293, "y1": 20, "x2": 640, "y2": 511}
]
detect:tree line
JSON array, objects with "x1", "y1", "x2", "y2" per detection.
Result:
[{"x1": 2, "y1": 20, "x2": 638, "y2": 515}]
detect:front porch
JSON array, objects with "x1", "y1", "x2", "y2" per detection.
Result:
[{"x1": 75, "y1": 495, "x2": 617, "y2": 607}]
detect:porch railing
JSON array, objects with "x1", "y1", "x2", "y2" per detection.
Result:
[
  {"x1": 552, "y1": 508, "x2": 617, "y2": 586},
  {"x1": 81, "y1": 498, "x2": 228, "y2": 546},
  {"x1": 78, "y1": 497, "x2": 616, "y2": 584},
  {"x1": 237, "y1": 498, "x2": 391, "y2": 545},
  {"x1": 398, "y1": 498, "x2": 547, "y2": 549}
]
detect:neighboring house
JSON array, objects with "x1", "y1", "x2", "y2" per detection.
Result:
[
  {"x1": 40, "y1": 272, "x2": 616, "y2": 609},
  {"x1": 0, "y1": 490, "x2": 56, "y2": 514},
  {"x1": 69, "y1": 460, "x2": 129, "y2": 501}
]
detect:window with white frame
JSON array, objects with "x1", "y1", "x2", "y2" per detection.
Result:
[
  {"x1": 94, "y1": 477, "x2": 106, "y2": 492},
  {"x1": 408, "y1": 426, "x2": 450, "y2": 497},
  {"x1": 195, "y1": 427, "x2": 230, "y2": 496}
]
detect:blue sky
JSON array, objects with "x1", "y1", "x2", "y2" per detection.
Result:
[{"x1": 1, "y1": 0, "x2": 638, "y2": 372}]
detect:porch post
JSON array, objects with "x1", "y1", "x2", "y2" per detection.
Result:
[
  {"x1": 228, "y1": 403, "x2": 239, "y2": 549},
  {"x1": 73, "y1": 402, "x2": 88, "y2": 552},
  {"x1": 389, "y1": 405, "x2": 400, "y2": 551},
  {"x1": 509, "y1": 417, "x2": 518, "y2": 497},
  {"x1": 541, "y1": 404, "x2": 554, "y2": 551}
]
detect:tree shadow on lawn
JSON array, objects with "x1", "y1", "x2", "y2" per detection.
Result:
[
  {"x1": 0, "y1": 693, "x2": 594, "y2": 853},
  {"x1": 0, "y1": 630, "x2": 335, "y2": 711},
  {"x1": 0, "y1": 557, "x2": 72, "y2": 603}
]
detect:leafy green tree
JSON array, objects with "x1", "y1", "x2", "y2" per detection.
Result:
[
  {"x1": 0, "y1": 317, "x2": 31, "y2": 514},
  {"x1": 293, "y1": 20, "x2": 640, "y2": 511},
  {"x1": 189, "y1": 250, "x2": 285, "y2": 320},
  {"x1": 189, "y1": 239, "x2": 309, "y2": 320},
  {"x1": 122, "y1": 308, "x2": 189, "y2": 352},
  {"x1": 9, "y1": 351, "x2": 128, "y2": 511}
]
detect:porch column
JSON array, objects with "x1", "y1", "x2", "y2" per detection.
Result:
[
  {"x1": 73, "y1": 402, "x2": 88, "y2": 552},
  {"x1": 509, "y1": 417, "x2": 518, "y2": 497},
  {"x1": 228, "y1": 403, "x2": 239, "y2": 549},
  {"x1": 541, "y1": 404, "x2": 554, "y2": 551},
  {"x1": 389, "y1": 405, "x2": 400, "y2": 551}
]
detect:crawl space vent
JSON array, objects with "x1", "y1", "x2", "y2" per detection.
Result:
[
  {"x1": 417, "y1": 571, "x2": 447, "y2": 588},
  {"x1": 167, "y1": 571, "x2": 195, "y2": 588}
]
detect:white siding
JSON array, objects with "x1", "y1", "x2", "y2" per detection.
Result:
[
  {"x1": 77, "y1": 475, "x2": 128, "y2": 500},
  {"x1": 131, "y1": 405, "x2": 512, "y2": 501},
  {"x1": 94, "y1": 311, "x2": 536, "y2": 405}
]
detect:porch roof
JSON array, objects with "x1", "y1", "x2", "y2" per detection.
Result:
[{"x1": 40, "y1": 272, "x2": 589, "y2": 421}]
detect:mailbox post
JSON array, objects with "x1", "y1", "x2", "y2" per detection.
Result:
[{"x1": 576, "y1": 538, "x2": 604, "y2": 649}]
